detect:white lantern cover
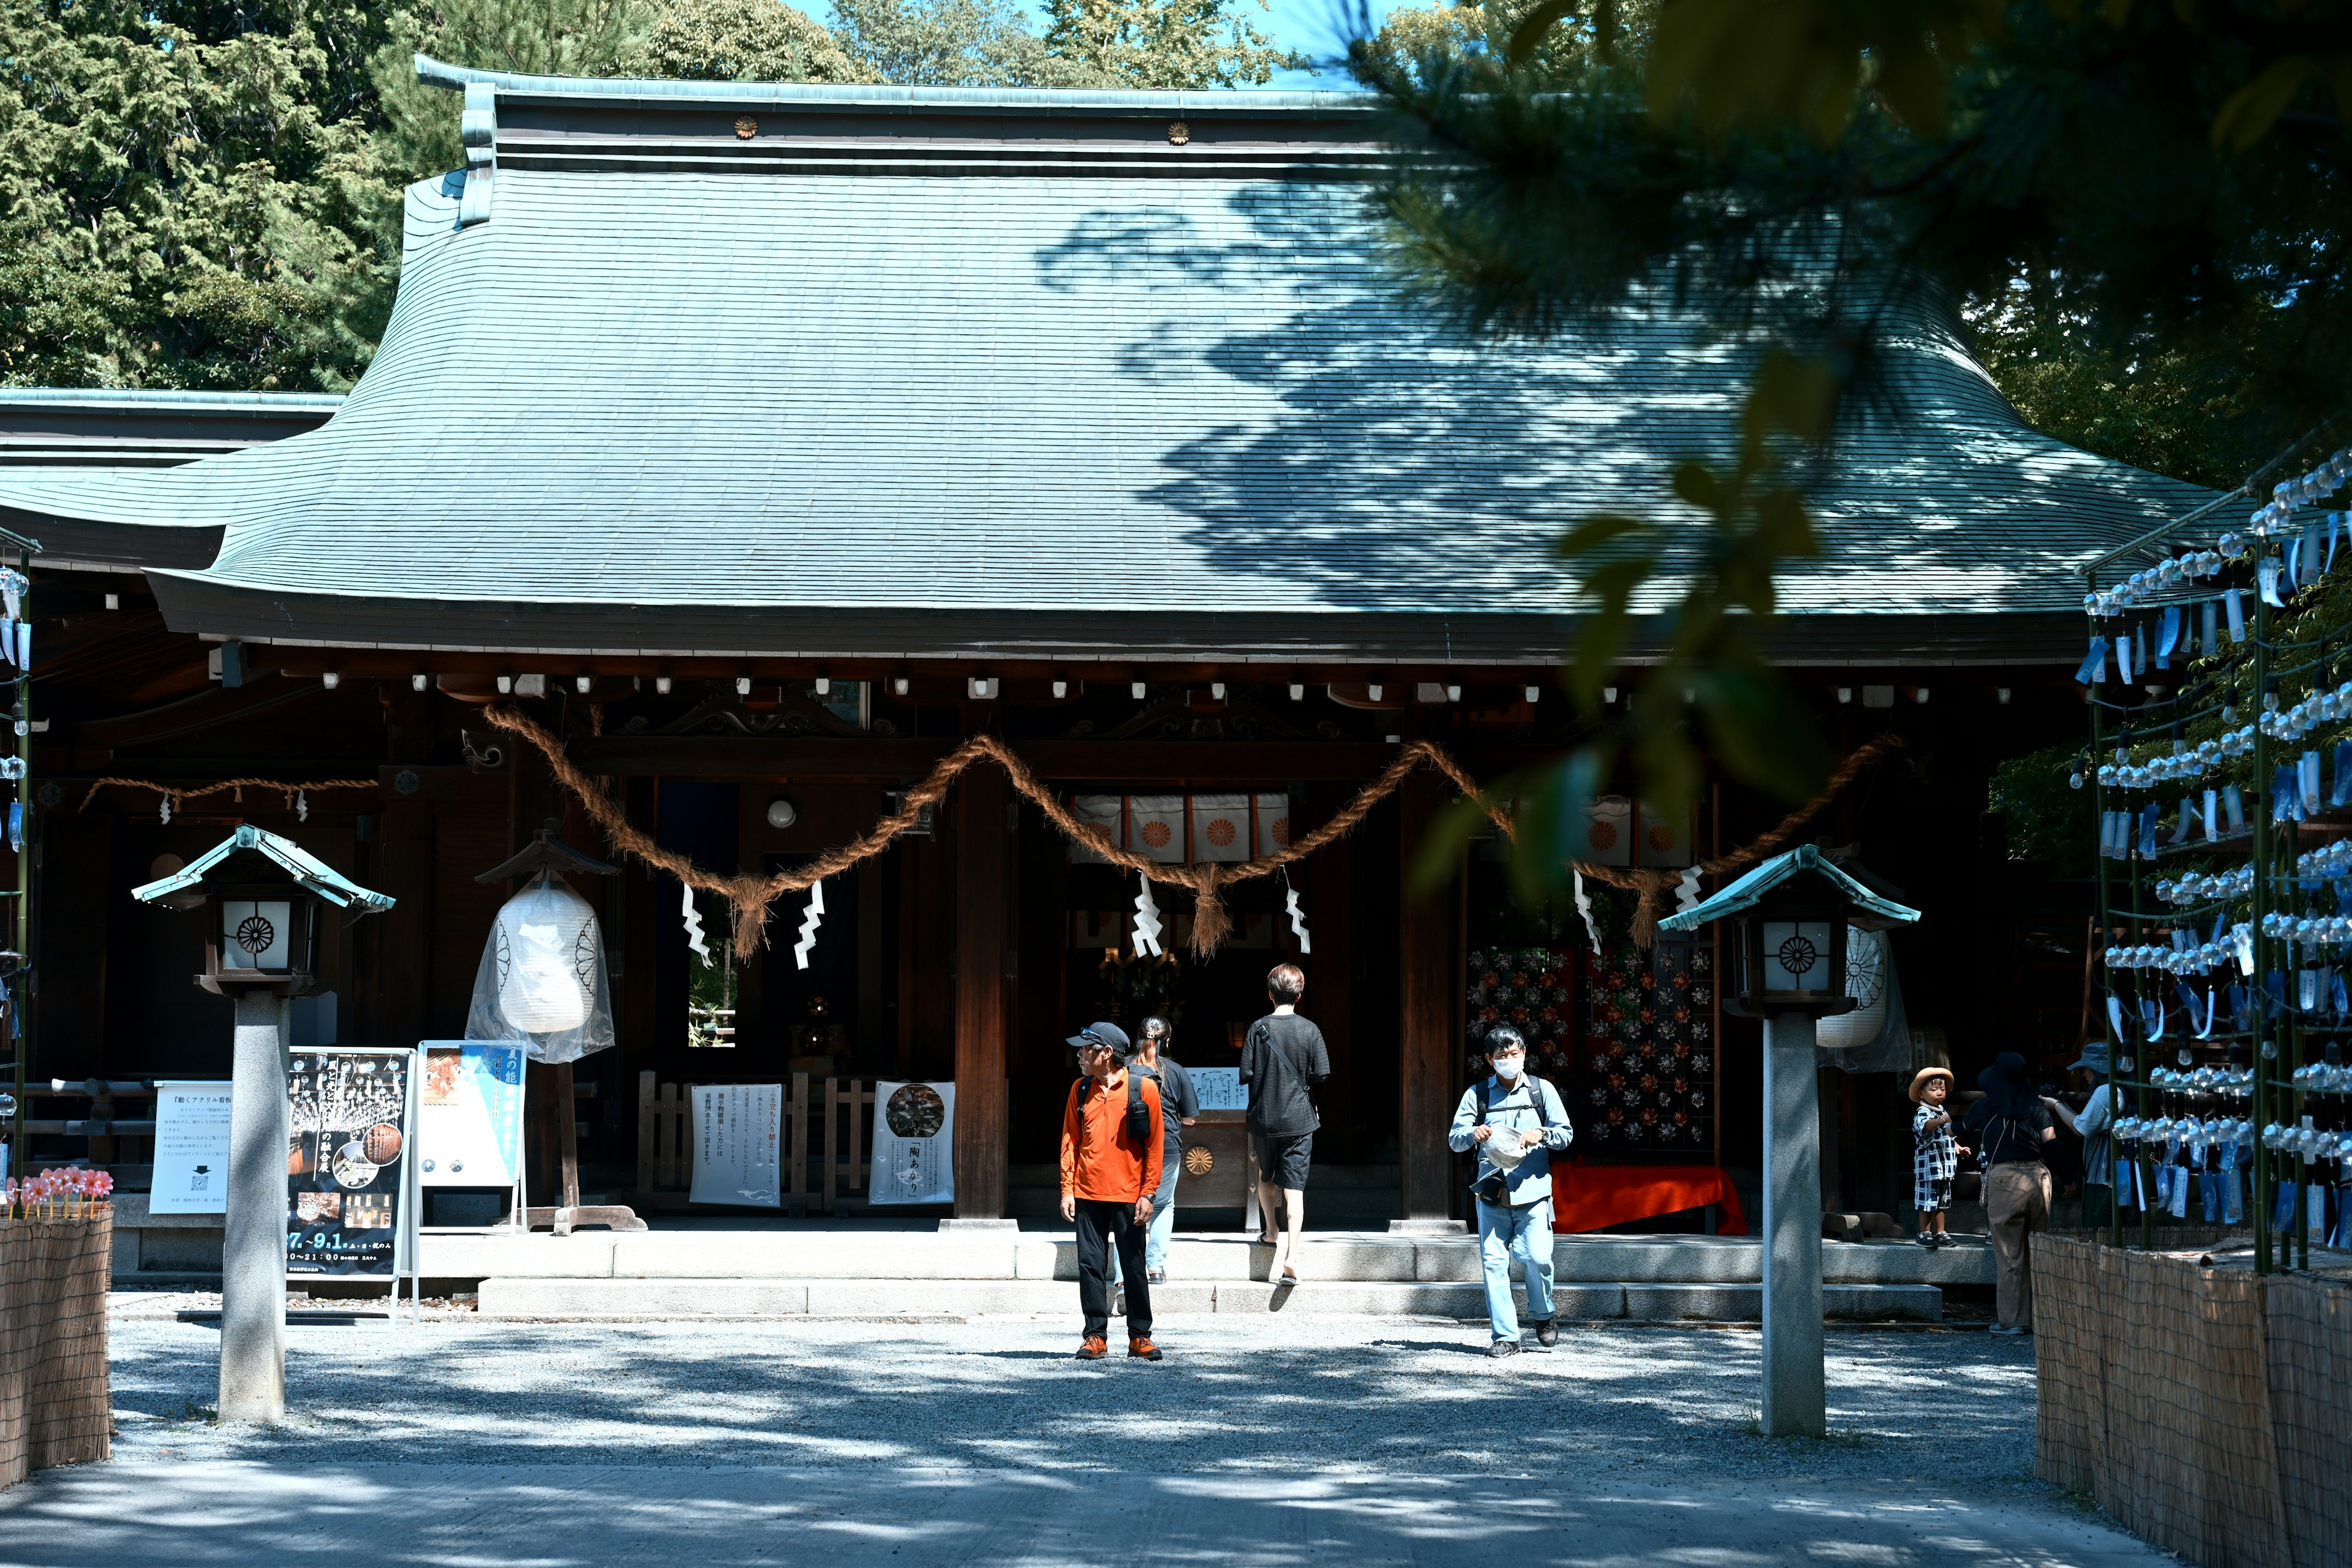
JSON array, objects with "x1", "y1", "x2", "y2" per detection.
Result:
[{"x1": 466, "y1": 872, "x2": 614, "y2": 1063}]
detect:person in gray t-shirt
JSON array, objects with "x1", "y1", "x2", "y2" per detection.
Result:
[{"x1": 1238, "y1": 963, "x2": 1329, "y2": 1286}]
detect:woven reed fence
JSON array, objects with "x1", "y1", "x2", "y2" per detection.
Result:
[
  {"x1": 2035, "y1": 1234, "x2": 2351, "y2": 1568},
  {"x1": 0, "y1": 1213, "x2": 112, "y2": 1489}
]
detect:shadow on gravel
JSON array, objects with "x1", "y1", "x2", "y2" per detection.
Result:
[
  {"x1": 0, "y1": 1461, "x2": 2162, "y2": 1568},
  {"x1": 90, "y1": 1319, "x2": 2040, "y2": 1480}
]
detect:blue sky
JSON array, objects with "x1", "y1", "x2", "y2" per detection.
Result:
[{"x1": 1006, "y1": 0, "x2": 1410, "y2": 88}]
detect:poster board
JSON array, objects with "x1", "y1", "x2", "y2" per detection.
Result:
[
  {"x1": 868, "y1": 1081, "x2": 955, "y2": 1205},
  {"x1": 148, "y1": 1080, "x2": 234, "y2": 1215},
  {"x1": 1189, "y1": 1067, "x2": 1247, "y2": 1112},
  {"x1": 285, "y1": 1048, "x2": 418, "y2": 1277},
  {"x1": 688, "y1": 1083, "x2": 782, "y2": 1207},
  {"x1": 417, "y1": 1041, "x2": 527, "y2": 1188}
]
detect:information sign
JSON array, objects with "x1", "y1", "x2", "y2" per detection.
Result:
[
  {"x1": 688, "y1": 1083, "x2": 782, "y2": 1207},
  {"x1": 148, "y1": 1080, "x2": 234, "y2": 1216},
  {"x1": 417, "y1": 1041, "x2": 526, "y2": 1188},
  {"x1": 868, "y1": 1081, "x2": 955, "y2": 1205}
]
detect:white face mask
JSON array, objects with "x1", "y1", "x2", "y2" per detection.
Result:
[{"x1": 1493, "y1": 1056, "x2": 1525, "y2": 1080}]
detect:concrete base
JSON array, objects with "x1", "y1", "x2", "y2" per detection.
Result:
[
  {"x1": 473, "y1": 1274, "x2": 1942, "y2": 1322},
  {"x1": 1386, "y1": 1218, "x2": 1470, "y2": 1234},
  {"x1": 108, "y1": 1224, "x2": 1993, "y2": 1313}
]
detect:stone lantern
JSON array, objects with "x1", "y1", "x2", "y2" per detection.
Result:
[
  {"x1": 132, "y1": 824, "x2": 393, "y2": 1424},
  {"x1": 1660, "y1": 844, "x2": 1918, "y2": 1438}
]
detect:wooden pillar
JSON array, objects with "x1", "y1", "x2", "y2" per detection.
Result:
[
  {"x1": 952, "y1": 763, "x2": 1011, "y2": 1217},
  {"x1": 1303, "y1": 787, "x2": 1353, "y2": 1140},
  {"x1": 375, "y1": 683, "x2": 434, "y2": 1049},
  {"x1": 1397, "y1": 766, "x2": 1457, "y2": 1220}
]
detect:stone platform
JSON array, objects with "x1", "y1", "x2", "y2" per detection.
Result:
[{"x1": 395, "y1": 1225, "x2": 1984, "y2": 1322}]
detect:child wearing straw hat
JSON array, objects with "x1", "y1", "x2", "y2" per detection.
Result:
[{"x1": 1909, "y1": 1067, "x2": 1962, "y2": 1250}]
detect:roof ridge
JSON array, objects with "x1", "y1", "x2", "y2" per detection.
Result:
[{"x1": 412, "y1": 53, "x2": 1375, "y2": 114}]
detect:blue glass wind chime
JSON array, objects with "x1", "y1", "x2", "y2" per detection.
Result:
[
  {"x1": 2079, "y1": 447, "x2": 2352, "y2": 1271},
  {"x1": 0, "y1": 535, "x2": 32, "y2": 1185}
]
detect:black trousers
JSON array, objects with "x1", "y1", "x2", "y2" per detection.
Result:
[{"x1": 1074, "y1": 1198, "x2": 1152, "y2": 1339}]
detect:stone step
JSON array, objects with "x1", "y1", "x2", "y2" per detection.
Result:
[
  {"x1": 473, "y1": 1275, "x2": 1942, "y2": 1322},
  {"x1": 417, "y1": 1230, "x2": 1992, "y2": 1287}
]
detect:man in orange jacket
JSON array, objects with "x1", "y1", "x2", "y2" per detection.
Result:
[{"x1": 1060, "y1": 1022, "x2": 1164, "y2": 1361}]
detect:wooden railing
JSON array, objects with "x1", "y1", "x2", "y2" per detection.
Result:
[{"x1": 635, "y1": 1071, "x2": 881, "y2": 1214}]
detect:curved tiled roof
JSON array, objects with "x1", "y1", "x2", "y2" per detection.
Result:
[{"x1": 0, "y1": 64, "x2": 2212, "y2": 665}]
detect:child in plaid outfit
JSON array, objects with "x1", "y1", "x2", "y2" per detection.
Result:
[{"x1": 1910, "y1": 1067, "x2": 1961, "y2": 1250}]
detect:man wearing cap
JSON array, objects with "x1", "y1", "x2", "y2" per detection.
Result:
[
  {"x1": 1060, "y1": 1022, "x2": 1164, "y2": 1362},
  {"x1": 2068, "y1": 1043, "x2": 2115, "y2": 1231},
  {"x1": 1447, "y1": 1026, "x2": 1574, "y2": 1358}
]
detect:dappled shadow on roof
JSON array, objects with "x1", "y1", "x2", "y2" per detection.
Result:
[{"x1": 1035, "y1": 180, "x2": 2211, "y2": 622}]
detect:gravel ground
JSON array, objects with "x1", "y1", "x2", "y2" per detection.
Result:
[{"x1": 103, "y1": 1292, "x2": 2046, "y2": 1488}]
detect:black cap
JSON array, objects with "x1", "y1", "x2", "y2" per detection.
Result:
[{"x1": 1066, "y1": 1020, "x2": 1131, "y2": 1056}]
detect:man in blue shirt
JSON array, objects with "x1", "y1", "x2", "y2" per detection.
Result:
[{"x1": 1448, "y1": 1025, "x2": 1574, "y2": 1357}]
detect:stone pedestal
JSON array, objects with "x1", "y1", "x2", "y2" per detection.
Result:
[
  {"x1": 1760, "y1": 1012, "x2": 1825, "y2": 1438},
  {"x1": 219, "y1": 991, "x2": 287, "y2": 1424}
]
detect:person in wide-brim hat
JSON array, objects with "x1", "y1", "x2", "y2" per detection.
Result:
[{"x1": 1908, "y1": 1066, "x2": 1954, "y2": 1104}]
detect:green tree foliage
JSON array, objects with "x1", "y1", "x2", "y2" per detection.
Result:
[
  {"x1": 831, "y1": 0, "x2": 1108, "y2": 86},
  {"x1": 1989, "y1": 741, "x2": 2095, "y2": 880},
  {"x1": 1042, "y1": 0, "x2": 1298, "y2": 89},
  {"x1": 0, "y1": 0, "x2": 417, "y2": 389},
  {"x1": 627, "y1": 0, "x2": 869, "y2": 83},
  {"x1": 371, "y1": 0, "x2": 652, "y2": 186},
  {"x1": 1366, "y1": 1, "x2": 2352, "y2": 894}
]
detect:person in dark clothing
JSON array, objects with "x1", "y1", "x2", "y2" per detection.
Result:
[
  {"x1": 1130, "y1": 1016, "x2": 1197, "y2": 1284},
  {"x1": 1963, "y1": 1052, "x2": 2060, "y2": 1335},
  {"x1": 1238, "y1": 963, "x2": 1329, "y2": 1286}
]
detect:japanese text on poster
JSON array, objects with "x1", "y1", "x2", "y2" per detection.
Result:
[
  {"x1": 149, "y1": 1081, "x2": 233, "y2": 1215},
  {"x1": 868, "y1": 1081, "x2": 954, "y2": 1205},
  {"x1": 688, "y1": 1083, "x2": 782, "y2": 1207},
  {"x1": 285, "y1": 1049, "x2": 416, "y2": 1276}
]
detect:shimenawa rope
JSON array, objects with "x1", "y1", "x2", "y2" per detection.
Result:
[{"x1": 483, "y1": 703, "x2": 1904, "y2": 956}]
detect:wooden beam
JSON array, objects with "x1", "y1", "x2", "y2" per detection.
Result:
[
  {"x1": 1396, "y1": 766, "x2": 1458, "y2": 1221},
  {"x1": 952, "y1": 763, "x2": 1011, "y2": 1218},
  {"x1": 566, "y1": 734, "x2": 1438, "y2": 783}
]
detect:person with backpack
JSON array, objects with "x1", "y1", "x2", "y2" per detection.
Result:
[
  {"x1": 1962, "y1": 1051, "x2": 2060, "y2": 1336},
  {"x1": 1059, "y1": 1021, "x2": 1164, "y2": 1361},
  {"x1": 1447, "y1": 1025, "x2": 1574, "y2": 1357},
  {"x1": 1129, "y1": 1016, "x2": 1198, "y2": 1284}
]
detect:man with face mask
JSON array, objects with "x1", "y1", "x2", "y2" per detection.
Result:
[{"x1": 1447, "y1": 1026, "x2": 1574, "y2": 1357}]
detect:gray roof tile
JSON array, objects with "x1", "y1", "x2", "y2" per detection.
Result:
[{"x1": 0, "y1": 78, "x2": 2213, "y2": 663}]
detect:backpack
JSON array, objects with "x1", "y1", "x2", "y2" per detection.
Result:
[
  {"x1": 1471, "y1": 1076, "x2": 1558, "y2": 1206},
  {"x1": 1080, "y1": 1069, "x2": 1155, "y2": 1146}
]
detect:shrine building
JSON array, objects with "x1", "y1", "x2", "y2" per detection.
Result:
[{"x1": 0, "y1": 59, "x2": 2206, "y2": 1250}]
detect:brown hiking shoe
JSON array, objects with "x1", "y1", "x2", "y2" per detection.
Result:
[
  {"x1": 1074, "y1": 1335, "x2": 1109, "y2": 1360},
  {"x1": 1128, "y1": 1336, "x2": 1163, "y2": 1361}
]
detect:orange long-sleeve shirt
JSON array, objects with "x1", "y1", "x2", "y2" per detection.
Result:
[{"x1": 1059, "y1": 1068, "x2": 1164, "y2": 1203}]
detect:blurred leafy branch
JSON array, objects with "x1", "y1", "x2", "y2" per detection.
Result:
[{"x1": 1373, "y1": 0, "x2": 2352, "y2": 899}]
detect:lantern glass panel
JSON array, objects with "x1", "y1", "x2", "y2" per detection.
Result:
[
  {"x1": 221, "y1": 899, "x2": 292, "y2": 970},
  {"x1": 1758, "y1": 921, "x2": 1834, "y2": 992}
]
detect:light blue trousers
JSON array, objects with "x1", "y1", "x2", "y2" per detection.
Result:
[
  {"x1": 1112, "y1": 1164, "x2": 1180, "y2": 1281},
  {"x1": 1476, "y1": 1196, "x2": 1556, "y2": 1343}
]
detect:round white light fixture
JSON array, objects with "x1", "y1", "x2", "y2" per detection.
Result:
[{"x1": 766, "y1": 797, "x2": 798, "y2": 830}]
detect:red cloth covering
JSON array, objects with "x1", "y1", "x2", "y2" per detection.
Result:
[{"x1": 1553, "y1": 1159, "x2": 1747, "y2": 1236}]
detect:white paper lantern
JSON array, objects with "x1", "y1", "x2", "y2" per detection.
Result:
[
  {"x1": 1816, "y1": 926, "x2": 1890, "y2": 1049},
  {"x1": 494, "y1": 875, "x2": 597, "y2": 1032}
]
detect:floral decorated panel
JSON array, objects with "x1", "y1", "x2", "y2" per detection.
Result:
[
  {"x1": 1464, "y1": 946, "x2": 1577, "y2": 1086},
  {"x1": 1581, "y1": 939, "x2": 1715, "y2": 1156}
]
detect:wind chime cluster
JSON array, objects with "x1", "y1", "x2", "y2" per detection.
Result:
[{"x1": 2083, "y1": 435, "x2": 2352, "y2": 1261}]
